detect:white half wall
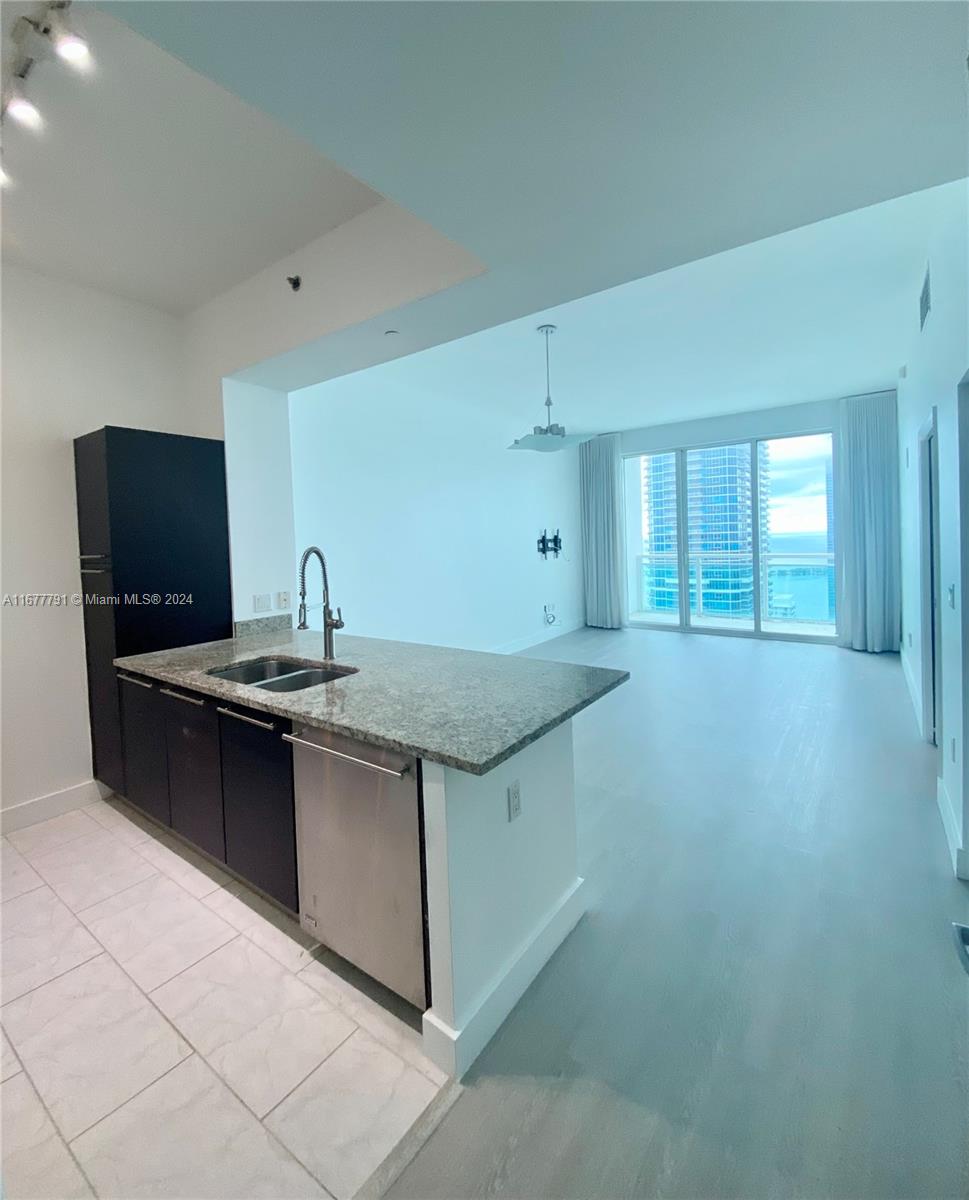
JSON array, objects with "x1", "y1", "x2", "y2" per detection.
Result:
[
  {"x1": 421, "y1": 721, "x2": 586, "y2": 1076},
  {"x1": 223, "y1": 381, "x2": 297, "y2": 624},
  {"x1": 897, "y1": 179, "x2": 968, "y2": 870},
  {"x1": 288, "y1": 368, "x2": 584, "y2": 654},
  {"x1": 0, "y1": 263, "x2": 195, "y2": 812}
]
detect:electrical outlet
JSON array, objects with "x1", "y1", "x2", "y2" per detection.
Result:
[
  {"x1": 908, "y1": 631, "x2": 913, "y2": 648},
  {"x1": 507, "y1": 779, "x2": 522, "y2": 822},
  {"x1": 253, "y1": 593, "x2": 271, "y2": 613},
  {"x1": 953, "y1": 738, "x2": 958, "y2": 764},
  {"x1": 276, "y1": 591, "x2": 291, "y2": 610}
]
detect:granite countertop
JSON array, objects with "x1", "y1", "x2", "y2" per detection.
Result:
[{"x1": 114, "y1": 630, "x2": 629, "y2": 775}]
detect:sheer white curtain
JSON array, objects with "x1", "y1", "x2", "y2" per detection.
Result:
[
  {"x1": 836, "y1": 391, "x2": 901, "y2": 652},
  {"x1": 579, "y1": 433, "x2": 623, "y2": 629}
]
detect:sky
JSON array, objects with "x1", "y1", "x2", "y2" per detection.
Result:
[{"x1": 763, "y1": 434, "x2": 832, "y2": 536}]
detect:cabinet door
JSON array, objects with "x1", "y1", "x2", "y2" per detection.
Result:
[
  {"x1": 74, "y1": 429, "x2": 111, "y2": 558},
  {"x1": 165, "y1": 690, "x2": 225, "y2": 862},
  {"x1": 219, "y1": 706, "x2": 296, "y2": 911},
  {"x1": 82, "y1": 571, "x2": 125, "y2": 793},
  {"x1": 119, "y1": 674, "x2": 170, "y2": 826}
]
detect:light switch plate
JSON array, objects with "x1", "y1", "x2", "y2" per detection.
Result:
[
  {"x1": 507, "y1": 780, "x2": 522, "y2": 822},
  {"x1": 253, "y1": 593, "x2": 272, "y2": 613},
  {"x1": 276, "y1": 591, "x2": 291, "y2": 610}
]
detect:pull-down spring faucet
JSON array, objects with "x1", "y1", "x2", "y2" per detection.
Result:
[{"x1": 297, "y1": 546, "x2": 344, "y2": 659}]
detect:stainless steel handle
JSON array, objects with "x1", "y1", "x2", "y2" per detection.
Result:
[
  {"x1": 80, "y1": 569, "x2": 108, "y2": 575},
  {"x1": 118, "y1": 673, "x2": 152, "y2": 689},
  {"x1": 160, "y1": 687, "x2": 205, "y2": 706},
  {"x1": 80, "y1": 554, "x2": 109, "y2": 560},
  {"x1": 217, "y1": 706, "x2": 275, "y2": 731},
  {"x1": 282, "y1": 733, "x2": 409, "y2": 779},
  {"x1": 953, "y1": 924, "x2": 969, "y2": 977}
]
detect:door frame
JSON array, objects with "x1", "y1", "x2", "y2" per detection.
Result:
[{"x1": 917, "y1": 409, "x2": 942, "y2": 759}]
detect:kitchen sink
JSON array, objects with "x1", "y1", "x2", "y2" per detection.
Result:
[
  {"x1": 207, "y1": 658, "x2": 308, "y2": 684},
  {"x1": 257, "y1": 667, "x2": 355, "y2": 692},
  {"x1": 207, "y1": 658, "x2": 357, "y2": 691}
]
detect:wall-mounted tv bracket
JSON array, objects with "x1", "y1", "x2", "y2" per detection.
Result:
[{"x1": 537, "y1": 529, "x2": 563, "y2": 559}]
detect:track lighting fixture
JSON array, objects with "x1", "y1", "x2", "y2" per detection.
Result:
[
  {"x1": 46, "y1": 7, "x2": 90, "y2": 66},
  {"x1": 0, "y1": 0, "x2": 93, "y2": 184},
  {"x1": 4, "y1": 78, "x2": 42, "y2": 131}
]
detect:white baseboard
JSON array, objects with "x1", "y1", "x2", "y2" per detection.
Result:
[
  {"x1": 900, "y1": 649, "x2": 924, "y2": 738},
  {"x1": 422, "y1": 876, "x2": 587, "y2": 1078},
  {"x1": 936, "y1": 777, "x2": 962, "y2": 875},
  {"x1": 492, "y1": 618, "x2": 585, "y2": 656},
  {"x1": 1, "y1": 779, "x2": 111, "y2": 834}
]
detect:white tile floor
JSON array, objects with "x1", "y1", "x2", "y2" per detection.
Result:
[{"x1": 1, "y1": 798, "x2": 446, "y2": 1200}]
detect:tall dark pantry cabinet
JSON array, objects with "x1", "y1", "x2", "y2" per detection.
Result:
[{"x1": 73, "y1": 426, "x2": 233, "y2": 796}]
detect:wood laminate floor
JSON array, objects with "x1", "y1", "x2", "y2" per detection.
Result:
[{"x1": 389, "y1": 629, "x2": 969, "y2": 1200}]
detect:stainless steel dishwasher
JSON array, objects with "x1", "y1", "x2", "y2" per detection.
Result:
[{"x1": 285, "y1": 725, "x2": 427, "y2": 1009}]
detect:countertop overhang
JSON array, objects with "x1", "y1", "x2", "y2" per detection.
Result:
[{"x1": 115, "y1": 630, "x2": 629, "y2": 775}]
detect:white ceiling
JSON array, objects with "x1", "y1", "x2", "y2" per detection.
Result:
[
  {"x1": 293, "y1": 182, "x2": 963, "y2": 435},
  {"x1": 0, "y1": 7, "x2": 381, "y2": 313},
  {"x1": 106, "y1": 0, "x2": 968, "y2": 386}
]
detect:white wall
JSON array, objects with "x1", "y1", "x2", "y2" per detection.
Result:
[
  {"x1": 289, "y1": 368, "x2": 584, "y2": 654},
  {"x1": 1, "y1": 203, "x2": 481, "y2": 818},
  {"x1": 184, "y1": 200, "x2": 484, "y2": 430},
  {"x1": 620, "y1": 396, "x2": 840, "y2": 457},
  {"x1": 222, "y1": 381, "x2": 296, "y2": 624},
  {"x1": 0, "y1": 263, "x2": 195, "y2": 816},
  {"x1": 897, "y1": 179, "x2": 969, "y2": 871}
]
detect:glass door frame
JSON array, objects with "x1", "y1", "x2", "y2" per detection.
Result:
[{"x1": 623, "y1": 428, "x2": 838, "y2": 644}]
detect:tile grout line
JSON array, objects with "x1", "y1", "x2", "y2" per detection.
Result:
[
  {"x1": 7, "y1": 807, "x2": 441, "y2": 1196},
  {"x1": 2, "y1": 1013, "x2": 101, "y2": 1198},
  {"x1": 70, "y1": 913, "x2": 341, "y2": 1194},
  {"x1": 1, "y1": 880, "x2": 48, "y2": 904},
  {"x1": 0, "y1": 947, "x2": 106, "y2": 1010},
  {"x1": 66, "y1": 1051, "x2": 195, "y2": 1146},
  {"x1": 5, "y1": 815, "x2": 106, "y2": 862},
  {"x1": 294, "y1": 964, "x2": 444, "y2": 1088},
  {"x1": 259, "y1": 1024, "x2": 360, "y2": 1122}
]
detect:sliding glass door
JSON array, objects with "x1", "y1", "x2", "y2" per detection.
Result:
[
  {"x1": 623, "y1": 452, "x2": 680, "y2": 624},
  {"x1": 624, "y1": 433, "x2": 836, "y2": 640},
  {"x1": 757, "y1": 433, "x2": 836, "y2": 636},
  {"x1": 686, "y1": 443, "x2": 755, "y2": 631}
]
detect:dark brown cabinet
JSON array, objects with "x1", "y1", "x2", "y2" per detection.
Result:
[
  {"x1": 73, "y1": 427, "x2": 232, "y2": 793},
  {"x1": 219, "y1": 704, "x2": 297, "y2": 911},
  {"x1": 165, "y1": 690, "x2": 225, "y2": 862},
  {"x1": 118, "y1": 673, "x2": 171, "y2": 827}
]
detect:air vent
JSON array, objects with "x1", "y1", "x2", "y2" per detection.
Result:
[{"x1": 920, "y1": 266, "x2": 931, "y2": 331}]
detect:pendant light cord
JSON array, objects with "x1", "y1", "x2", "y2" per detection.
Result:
[{"x1": 544, "y1": 326, "x2": 552, "y2": 425}]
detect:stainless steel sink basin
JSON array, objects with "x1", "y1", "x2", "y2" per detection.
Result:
[
  {"x1": 208, "y1": 658, "x2": 307, "y2": 684},
  {"x1": 207, "y1": 658, "x2": 357, "y2": 692},
  {"x1": 257, "y1": 667, "x2": 355, "y2": 692}
]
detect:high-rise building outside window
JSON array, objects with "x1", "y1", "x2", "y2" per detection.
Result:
[{"x1": 625, "y1": 431, "x2": 836, "y2": 640}]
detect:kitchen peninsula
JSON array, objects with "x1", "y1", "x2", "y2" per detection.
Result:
[{"x1": 115, "y1": 629, "x2": 628, "y2": 1076}]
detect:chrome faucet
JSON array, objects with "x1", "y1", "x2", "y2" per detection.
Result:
[{"x1": 297, "y1": 546, "x2": 344, "y2": 658}]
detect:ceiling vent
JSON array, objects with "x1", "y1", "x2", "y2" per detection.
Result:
[{"x1": 919, "y1": 266, "x2": 931, "y2": 331}]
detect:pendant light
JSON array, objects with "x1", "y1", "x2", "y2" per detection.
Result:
[{"x1": 509, "y1": 324, "x2": 588, "y2": 452}]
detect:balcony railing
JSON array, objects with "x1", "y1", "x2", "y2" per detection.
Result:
[{"x1": 635, "y1": 550, "x2": 836, "y2": 625}]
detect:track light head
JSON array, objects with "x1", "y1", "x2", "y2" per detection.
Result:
[
  {"x1": 47, "y1": 8, "x2": 90, "y2": 67},
  {"x1": 4, "y1": 79, "x2": 42, "y2": 130}
]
